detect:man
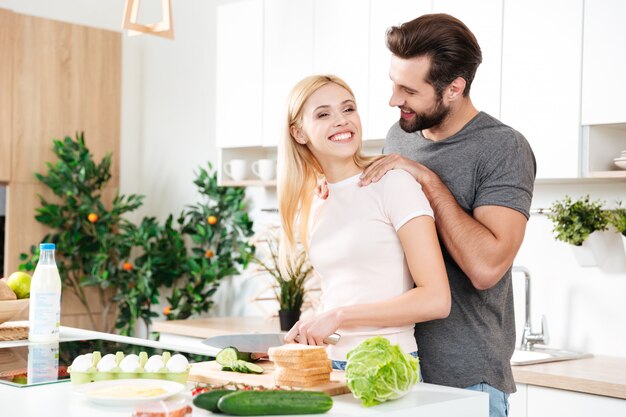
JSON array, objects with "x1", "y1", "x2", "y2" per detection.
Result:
[{"x1": 359, "y1": 14, "x2": 536, "y2": 417}]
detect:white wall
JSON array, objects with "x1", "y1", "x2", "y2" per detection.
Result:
[{"x1": 2, "y1": 1, "x2": 625, "y2": 358}]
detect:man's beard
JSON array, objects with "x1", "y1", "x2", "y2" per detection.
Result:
[{"x1": 399, "y1": 95, "x2": 449, "y2": 133}]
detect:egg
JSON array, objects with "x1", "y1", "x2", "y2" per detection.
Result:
[
  {"x1": 70, "y1": 354, "x2": 94, "y2": 372},
  {"x1": 97, "y1": 353, "x2": 117, "y2": 372},
  {"x1": 166, "y1": 354, "x2": 189, "y2": 373},
  {"x1": 119, "y1": 354, "x2": 141, "y2": 372},
  {"x1": 144, "y1": 355, "x2": 165, "y2": 372}
]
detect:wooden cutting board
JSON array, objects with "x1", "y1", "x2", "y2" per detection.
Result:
[{"x1": 188, "y1": 360, "x2": 350, "y2": 396}]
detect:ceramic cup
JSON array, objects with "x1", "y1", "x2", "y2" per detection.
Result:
[
  {"x1": 251, "y1": 159, "x2": 276, "y2": 181},
  {"x1": 224, "y1": 159, "x2": 247, "y2": 181}
]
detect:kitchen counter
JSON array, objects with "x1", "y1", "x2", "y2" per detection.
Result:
[
  {"x1": 0, "y1": 324, "x2": 488, "y2": 417},
  {"x1": 512, "y1": 356, "x2": 626, "y2": 399},
  {"x1": 156, "y1": 317, "x2": 626, "y2": 400}
]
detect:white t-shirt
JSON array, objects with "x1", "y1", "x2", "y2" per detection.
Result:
[{"x1": 308, "y1": 169, "x2": 434, "y2": 360}]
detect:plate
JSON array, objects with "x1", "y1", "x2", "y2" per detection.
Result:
[
  {"x1": 75, "y1": 378, "x2": 185, "y2": 407},
  {"x1": 615, "y1": 160, "x2": 626, "y2": 169}
]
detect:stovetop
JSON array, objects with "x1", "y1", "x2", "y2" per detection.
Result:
[{"x1": 0, "y1": 338, "x2": 214, "y2": 388}]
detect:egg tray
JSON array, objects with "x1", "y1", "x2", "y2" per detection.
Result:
[{"x1": 68, "y1": 350, "x2": 190, "y2": 385}]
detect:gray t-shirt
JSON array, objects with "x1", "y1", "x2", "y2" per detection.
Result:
[{"x1": 384, "y1": 111, "x2": 536, "y2": 393}]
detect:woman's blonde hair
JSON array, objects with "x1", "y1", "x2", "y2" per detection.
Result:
[{"x1": 278, "y1": 74, "x2": 380, "y2": 271}]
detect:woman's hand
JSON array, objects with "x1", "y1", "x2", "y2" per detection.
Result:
[{"x1": 284, "y1": 309, "x2": 342, "y2": 346}]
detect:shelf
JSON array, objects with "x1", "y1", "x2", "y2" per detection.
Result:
[
  {"x1": 219, "y1": 179, "x2": 276, "y2": 187},
  {"x1": 586, "y1": 170, "x2": 626, "y2": 178}
]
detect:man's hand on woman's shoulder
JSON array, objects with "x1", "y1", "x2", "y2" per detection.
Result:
[{"x1": 359, "y1": 153, "x2": 423, "y2": 187}]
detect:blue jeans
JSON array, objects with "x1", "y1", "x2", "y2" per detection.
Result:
[
  {"x1": 465, "y1": 383, "x2": 509, "y2": 417},
  {"x1": 331, "y1": 351, "x2": 419, "y2": 371}
]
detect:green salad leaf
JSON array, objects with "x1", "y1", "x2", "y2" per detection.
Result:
[{"x1": 345, "y1": 336, "x2": 419, "y2": 407}]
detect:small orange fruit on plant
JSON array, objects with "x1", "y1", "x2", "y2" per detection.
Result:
[
  {"x1": 87, "y1": 213, "x2": 98, "y2": 223},
  {"x1": 205, "y1": 249, "x2": 214, "y2": 258},
  {"x1": 163, "y1": 306, "x2": 171, "y2": 316},
  {"x1": 207, "y1": 215, "x2": 218, "y2": 225},
  {"x1": 122, "y1": 262, "x2": 133, "y2": 271}
]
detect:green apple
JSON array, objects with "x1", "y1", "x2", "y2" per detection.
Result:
[{"x1": 7, "y1": 271, "x2": 32, "y2": 299}]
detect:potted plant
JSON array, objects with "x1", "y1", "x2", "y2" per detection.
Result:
[
  {"x1": 609, "y1": 201, "x2": 626, "y2": 255},
  {"x1": 253, "y1": 228, "x2": 314, "y2": 331},
  {"x1": 547, "y1": 195, "x2": 610, "y2": 266}
]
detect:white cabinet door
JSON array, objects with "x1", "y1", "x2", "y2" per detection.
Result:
[
  {"x1": 263, "y1": 0, "x2": 314, "y2": 147},
  {"x1": 313, "y1": 0, "x2": 370, "y2": 138},
  {"x1": 215, "y1": 0, "x2": 264, "y2": 148},
  {"x1": 527, "y1": 386, "x2": 626, "y2": 417},
  {"x1": 581, "y1": 0, "x2": 626, "y2": 125},
  {"x1": 501, "y1": 0, "x2": 583, "y2": 179},
  {"x1": 433, "y1": 0, "x2": 503, "y2": 119},
  {"x1": 368, "y1": 0, "x2": 432, "y2": 141},
  {"x1": 508, "y1": 383, "x2": 527, "y2": 417}
]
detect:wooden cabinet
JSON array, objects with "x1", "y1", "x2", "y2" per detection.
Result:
[
  {"x1": 501, "y1": 0, "x2": 584, "y2": 179},
  {"x1": 581, "y1": 0, "x2": 626, "y2": 125},
  {"x1": 433, "y1": 0, "x2": 503, "y2": 119},
  {"x1": 0, "y1": 9, "x2": 13, "y2": 183},
  {"x1": 215, "y1": 0, "x2": 263, "y2": 148},
  {"x1": 262, "y1": 0, "x2": 313, "y2": 148}
]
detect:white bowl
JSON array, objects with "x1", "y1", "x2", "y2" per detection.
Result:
[{"x1": 615, "y1": 160, "x2": 626, "y2": 169}]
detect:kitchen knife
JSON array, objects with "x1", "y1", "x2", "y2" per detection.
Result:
[{"x1": 201, "y1": 332, "x2": 340, "y2": 356}]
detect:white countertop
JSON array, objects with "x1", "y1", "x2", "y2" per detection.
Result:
[{"x1": 0, "y1": 326, "x2": 488, "y2": 417}]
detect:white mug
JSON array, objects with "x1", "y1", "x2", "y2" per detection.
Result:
[
  {"x1": 251, "y1": 159, "x2": 276, "y2": 181},
  {"x1": 224, "y1": 159, "x2": 247, "y2": 181}
]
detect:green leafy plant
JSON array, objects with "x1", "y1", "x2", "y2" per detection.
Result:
[
  {"x1": 253, "y1": 229, "x2": 313, "y2": 312},
  {"x1": 609, "y1": 201, "x2": 626, "y2": 237},
  {"x1": 21, "y1": 134, "x2": 255, "y2": 336},
  {"x1": 547, "y1": 195, "x2": 610, "y2": 246},
  {"x1": 20, "y1": 133, "x2": 143, "y2": 331},
  {"x1": 165, "y1": 164, "x2": 255, "y2": 320}
]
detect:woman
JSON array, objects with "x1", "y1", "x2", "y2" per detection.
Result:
[{"x1": 278, "y1": 75, "x2": 450, "y2": 369}]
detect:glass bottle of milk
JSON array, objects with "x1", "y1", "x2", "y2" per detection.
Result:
[{"x1": 28, "y1": 243, "x2": 62, "y2": 342}]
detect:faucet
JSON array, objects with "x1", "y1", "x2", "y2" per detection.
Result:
[{"x1": 512, "y1": 266, "x2": 549, "y2": 350}]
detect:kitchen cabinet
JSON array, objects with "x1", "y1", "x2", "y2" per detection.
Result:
[
  {"x1": 500, "y1": 0, "x2": 583, "y2": 179},
  {"x1": 313, "y1": 0, "x2": 371, "y2": 138},
  {"x1": 215, "y1": 0, "x2": 263, "y2": 148},
  {"x1": 368, "y1": 1, "x2": 432, "y2": 140},
  {"x1": 581, "y1": 0, "x2": 626, "y2": 125},
  {"x1": 0, "y1": 9, "x2": 12, "y2": 183},
  {"x1": 511, "y1": 384, "x2": 626, "y2": 417},
  {"x1": 262, "y1": 0, "x2": 314, "y2": 147},
  {"x1": 433, "y1": 0, "x2": 503, "y2": 119}
]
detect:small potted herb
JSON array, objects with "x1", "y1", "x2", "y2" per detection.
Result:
[
  {"x1": 609, "y1": 201, "x2": 626, "y2": 256},
  {"x1": 547, "y1": 195, "x2": 610, "y2": 266},
  {"x1": 252, "y1": 228, "x2": 314, "y2": 331}
]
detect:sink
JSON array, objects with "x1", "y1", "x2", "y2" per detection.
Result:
[{"x1": 511, "y1": 346, "x2": 593, "y2": 366}]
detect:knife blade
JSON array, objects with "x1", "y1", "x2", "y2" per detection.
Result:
[{"x1": 201, "y1": 332, "x2": 341, "y2": 356}]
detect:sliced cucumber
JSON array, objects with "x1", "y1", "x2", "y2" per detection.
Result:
[
  {"x1": 216, "y1": 347, "x2": 240, "y2": 367},
  {"x1": 240, "y1": 361, "x2": 264, "y2": 374}
]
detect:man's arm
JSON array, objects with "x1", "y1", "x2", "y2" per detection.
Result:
[{"x1": 360, "y1": 154, "x2": 527, "y2": 290}]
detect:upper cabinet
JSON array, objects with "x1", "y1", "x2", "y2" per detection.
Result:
[
  {"x1": 215, "y1": 0, "x2": 263, "y2": 148},
  {"x1": 368, "y1": 1, "x2": 433, "y2": 140},
  {"x1": 581, "y1": 0, "x2": 626, "y2": 125},
  {"x1": 433, "y1": 0, "x2": 503, "y2": 119},
  {"x1": 500, "y1": 0, "x2": 583, "y2": 179},
  {"x1": 313, "y1": 0, "x2": 371, "y2": 139},
  {"x1": 262, "y1": 0, "x2": 314, "y2": 147}
]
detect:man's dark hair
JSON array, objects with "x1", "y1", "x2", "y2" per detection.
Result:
[{"x1": 386, "y1": 13, "x2": 482, "y2": 96}]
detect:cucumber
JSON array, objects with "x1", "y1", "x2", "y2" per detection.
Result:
[
  {"x1": 217, "y1": 390, "x2": 333, "y2": 415},
  {"x1": 232, "y1": 359, "x2": 263, "y2": 374},
  {"x1": 216, "y1": 347, "x2": 240, "y2": 367},
  {"x1": 193, "y1": 389, "x2": 232, "y2": 413}
]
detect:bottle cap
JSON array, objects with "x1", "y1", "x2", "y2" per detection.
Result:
[{"x1": 40, "y1": 243, "x2": 56, "y2": 250}]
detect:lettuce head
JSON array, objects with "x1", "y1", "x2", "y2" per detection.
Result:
[{"x1": 345, "y1": 336, "x2": 419, "y2": 407}]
